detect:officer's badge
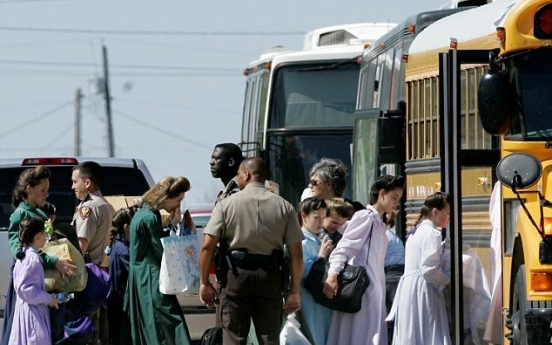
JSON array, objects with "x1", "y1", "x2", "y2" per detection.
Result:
[{"x1": 79, "y1": 206, "x2": 91, "y2": 220}]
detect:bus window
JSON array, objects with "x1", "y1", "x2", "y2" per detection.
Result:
[
  {"x1": 424, "y1": 79, "x2": 431, "y2": 157},
  {"x1": 267, "y1": 133, "x2": 353, "y2": 205},
  {"x1": 352, "y1": 117, "x2": 378, "y2": 205},
  {"x1": 359, "y1": 57, "x2": 378, "y2": 110},
  {"x1": 241, "y1": 78, "x2": 253, "y2": 144},
  {"x1": 380, "y1": 49, "x2": 395, "y2": 111},
  {"x1": 373, "y1": 54, "x2": 385, "y2": 109},
  {"x1": 357, "y1": 61, "x2": 370, "y2": 110},
  {"x1": 269, "y1": 63, "x2": 359, "y2": 129},
  {"x1": 431, "y1": 77, "x2": 439, "y2": 157},
  {"x1": 256, "y1": 71, "x2": 270, "y2": 145},
  {"x1": 389, "y1": 46, "x2": 403, "y2": 110},
  {"x1": 249, "y1": 77, "x2": 259, "y2": 145},
  {"x1": 516, "y1": 51, "x2": 552, "y2": 139}
]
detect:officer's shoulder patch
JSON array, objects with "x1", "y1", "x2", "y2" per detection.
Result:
[{"x1": 79, "y1": 206, "x2": 91, "y2": 220}]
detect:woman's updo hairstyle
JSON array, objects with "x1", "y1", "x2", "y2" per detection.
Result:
[
  {"x1": 142, "y1": 176, "x2": 191, "y2": 211},
  {"x1": 12, "y1": 166, "x2": 51, "y2": 208}
]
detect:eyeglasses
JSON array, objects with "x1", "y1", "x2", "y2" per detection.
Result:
[{"x1": 309, "y1": 179, "x2": 323, "y2": 186}]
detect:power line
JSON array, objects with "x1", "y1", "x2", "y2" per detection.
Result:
[
  {"x1": 0, "y1": 26, "x2": 304, "y2": 36},
  {"x1": 0, "y1": 58, "x2": 240, "y2": 73},
  {"x1": 0, "y1": 0, "x2": 68, "y2": 3},
  {"x1": 0, "y1": 68, "x2": 239, "y2": 78},
  {"x1": 113, "y1": 108, "x2": 212, "y2": 151},
  {"x1": 0, "y1": 101, "x2": 71, "y2": 138},
  {"x1": 35, "y1": 123, "x2": 73, "y2": 155}
]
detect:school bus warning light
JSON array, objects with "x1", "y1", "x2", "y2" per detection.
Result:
[{"x1": 535, "y1": 5, "x2": 552, "y2": 39}]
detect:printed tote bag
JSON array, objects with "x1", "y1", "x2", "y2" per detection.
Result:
[{"x1": 159, "y1": 233, "x2": 201, "y2": 295}]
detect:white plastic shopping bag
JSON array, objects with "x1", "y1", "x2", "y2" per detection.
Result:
[
  {"x1": 159, "y1": 234, "x2": 200, "y2": 295},
  {"x1": 279, "y1": 313, "x2": 312, "y2": 345}
]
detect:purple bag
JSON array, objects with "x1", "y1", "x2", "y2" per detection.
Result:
[
  {"x1": 74, "y1": 263, "x2": 110, "y2": 316},
  {"x1": 54, "y1": 307, "x2": 97, "y2": 345}
]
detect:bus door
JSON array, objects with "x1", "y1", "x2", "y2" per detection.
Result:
[
  {"x1": 439, "y1": 48, "x2": 501, "y2": 344},
  {"x1": 352, "y1": 108, "x2": 406, "y2": 237}
]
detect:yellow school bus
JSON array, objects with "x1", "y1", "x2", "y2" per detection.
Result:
[
  {"x1": 353, "y1": 0, "x2": 552, "y2": 343},
  {"x1": 403, "y1": 0, "x2": 552, "y2": 343}
]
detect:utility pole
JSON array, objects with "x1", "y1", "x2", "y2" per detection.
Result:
[
  {"x1": 102, "y1": 45, "x2": 115, "y2": 157},
  {"x1": 74, "y1": 88, "x2": 82, "y2": 156}
]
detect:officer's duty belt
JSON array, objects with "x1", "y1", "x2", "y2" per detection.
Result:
[{"x1": 230, "y1": 250, "x2": 275, "y2": 268}]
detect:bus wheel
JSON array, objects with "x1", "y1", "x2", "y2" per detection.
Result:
[{"x1": 510, "y1": 265, "x2": 528, "y2": 345}]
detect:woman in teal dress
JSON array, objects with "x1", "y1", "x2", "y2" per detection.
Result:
[
  {"x1": 126, "y1": 176, "x2": 192, "y2": 345},
  {"x1": 1, "y1": 166, "x2": 76, "y2": 345},
  {"x1": 298, "y1": 197, "x2": 334, "y2": 345}
]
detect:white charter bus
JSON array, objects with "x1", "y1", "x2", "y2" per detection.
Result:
[{"x1": 241, "y1": 23, "x2": 396, "y2": 205}]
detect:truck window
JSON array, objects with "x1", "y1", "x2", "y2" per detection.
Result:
[{"x1": 0, "y1": 166, "x2": 151, "y2": 229}]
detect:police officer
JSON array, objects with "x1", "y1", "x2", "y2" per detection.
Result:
[
  {"x1": 71, "y1": 161, "x2": 115, "y2": 345},
  {"x1": 209, "y1": 143, "x2": 245, "y2": 334},
  {"x1": 210, "y1": 142, "x2": 243, "y2": 205},
  {"x1": 199, "y1": 157, "x2": 304, "y2": 345}
]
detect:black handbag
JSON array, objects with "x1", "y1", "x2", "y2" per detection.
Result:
[{"x1": 304, "y1": 219, "x2": 373, "y2": 313}]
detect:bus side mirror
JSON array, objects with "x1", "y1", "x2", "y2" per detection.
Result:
[
  {"x1": 496, "y1": 153, "x2": 542, "y2": 190},
  {"x1": 477, "y1": 70, "x2": 512, "y2": 135}
]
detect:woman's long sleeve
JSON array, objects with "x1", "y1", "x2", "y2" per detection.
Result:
[
  {"x1": 420, "y1": 230, "x2": 451, "y2": 287},
  {"x1": 327, "y1": 211, "x2": 373, "y2": 275},
  {"x1": 14, "y1": 256, "x2": 53, "y2": 305}
]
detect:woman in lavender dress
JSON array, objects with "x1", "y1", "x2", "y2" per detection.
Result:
[
  {"x1": 9, "y1": 217, "x2": 60, "y2": 345},
  {"x1": 323, "y1": 175, "x2": 405, "y2": 345}
]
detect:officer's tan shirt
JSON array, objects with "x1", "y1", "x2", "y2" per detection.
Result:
[
  {"x1": 73, "y1": 190, "x2": 116, "y2": 267},
  {"x1": 205, "y1": 182, "x2": 303, "y2": 255}
]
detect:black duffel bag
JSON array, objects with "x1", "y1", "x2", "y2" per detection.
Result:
[{"x1": 304, "y1": 257, "x2": 369, "y2": 313}]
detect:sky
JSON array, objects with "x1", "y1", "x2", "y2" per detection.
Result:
[{"x1": 0, "y1": 0, "x2": 455, "y2": 207}]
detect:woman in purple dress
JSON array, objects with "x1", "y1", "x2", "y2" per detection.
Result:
[
  {"x1": 9, "y1": 217, "x2": 61, "y2": 345},
  {"x1": 323, "y1": 175, "x2": 405, "y2": 345}
]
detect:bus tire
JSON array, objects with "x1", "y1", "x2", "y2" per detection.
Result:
[{"x1": 511, "y1": 264, "x2": 528, "y2": 345}]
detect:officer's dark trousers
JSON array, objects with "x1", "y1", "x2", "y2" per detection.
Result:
[
  {"x1": 220, "y1": 264, "x2": 282, "y2": 345},
  {"x1": 384, "y1": 264, "x2": 405, "y2": 314},
  {"x1": 385, "y1": 264, "x2": 405, "y2": 345}
]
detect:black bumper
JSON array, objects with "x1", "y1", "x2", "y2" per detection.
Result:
[{"x1": 526, "y1": 308, "x2": 552, "y2": 344}]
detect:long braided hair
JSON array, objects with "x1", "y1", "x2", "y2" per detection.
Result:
[
  {"x1": 16, "y1": 217, "x2": 45, "y2": 260},
  {"x1": 106, "y1": 205, "x2": 139, "y2": 255},
  {"x1": 415, "y1": 191, "x2": 450, "y2": 227}
]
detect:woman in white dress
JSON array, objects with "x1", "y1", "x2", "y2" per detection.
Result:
[
  {"x1": 324, "y1": 175, "x2": 405, "y2": 345},
  {"x1": 387, "y1": 191, "x2": 451, "y2": 345}
]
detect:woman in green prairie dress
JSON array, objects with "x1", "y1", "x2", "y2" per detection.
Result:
[{"x1": 125, "y1": 176, "x2": 192, "y2": 345}]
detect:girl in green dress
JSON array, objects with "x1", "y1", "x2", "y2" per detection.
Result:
[{"x1": 1, "y1": 166, "x2": 76, "y2": 345}]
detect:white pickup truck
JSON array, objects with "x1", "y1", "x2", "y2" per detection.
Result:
[
  {"x1": 0, "y1": 230, "x2": 10, "y2": 324},
  {"x1": 0, "y1": 157, "x2": 154, "y2": 322},
  {"x1": 0, "y1": 157, "x2": 214, "y2": 341}
]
